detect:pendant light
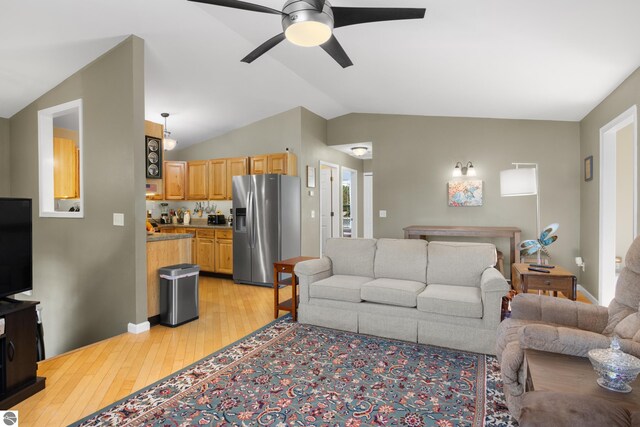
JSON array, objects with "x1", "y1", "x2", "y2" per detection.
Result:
[{"x1": 161, "y1": 113, "x2": 177, "y2": 151}]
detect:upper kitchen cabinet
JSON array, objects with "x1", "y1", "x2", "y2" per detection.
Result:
[
  {"x1": 268, "y1": 152, "x2": 297, "y2": 176},
  {"x1": 250, "y1": 155, "x2": 268, "y2": 175},
  {"x1": 226, "y1": 157, "x2": 248, "y2": 199},
  {"x1": 53, "y1": 136, "x2": 79, "y2": 199},
  {"x1": 208, "y1": 159, "x2": 227, "y2": 200},
  {"x1": 187, "y1": 160, "x2": 208, "y2": 200},
  {"x1": 164, "y1": 161, "x2": 186, "y2": 200}
]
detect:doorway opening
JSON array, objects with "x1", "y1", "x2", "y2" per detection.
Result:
[
  {"x1": 319, "y1": 162, "x2": 340, "y2": 254},
  {"x1": 341, "y1": 167, "x2": 358, "y2": 238},
  {"x1": 599, "y1": 105, "x2": 637, "y2": 306}
]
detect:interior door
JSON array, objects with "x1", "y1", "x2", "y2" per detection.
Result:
[{"x1": 320, "y1": 163, "x2": 340, "y2": 253}]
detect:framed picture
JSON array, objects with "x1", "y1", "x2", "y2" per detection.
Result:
[
  {"x1": 145, "y1": 135, "x2": 163, "y2": 179},
  {"x1": 307, "y1": 166, "x2": 316, "y2": 188},
  {"x1": 448, "y1": 180, "x2": 483, "y2": 207},
  {"x1": 584, "y1": 155, "x2": 593, "y2": 181}
]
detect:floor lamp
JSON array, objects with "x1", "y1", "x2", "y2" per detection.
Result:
[{"x1": 500, "y1": 163, "x2": 541, "y2": 263}]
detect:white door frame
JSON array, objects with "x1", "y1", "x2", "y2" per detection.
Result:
[
  {"x1": 341, "y1": 166, "x2": 358, "y2": 238},
  {"x1": 599, "y1": 104, "x2": 638, "y2": 306},
  {"x1": 364, "y1": 172, "x2": 373, "y2": 238},
  {"x1": 319, "y1": 161, "x2": 340, "y2": 254}
]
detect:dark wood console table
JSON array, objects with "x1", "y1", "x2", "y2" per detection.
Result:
[
  {"x1": 403, "y1": 225, "x2": 522, "y2": 266},
  {"x1": 273, "y1": 256, "x2": 317, "y2": 321}
]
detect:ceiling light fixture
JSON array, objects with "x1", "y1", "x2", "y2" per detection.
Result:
[
  {"x1": 351, "y1": 146, "x2": 368, "y2": 157},
  {"x1": 453, "y1": 161, "x2": 476, "y2": 177},
  {"x1": 282, "y1": 1, "x2": 333, "y2": 47},
  {"x1": 161, "y1": 113, "x2": 177, "y2": 151}
]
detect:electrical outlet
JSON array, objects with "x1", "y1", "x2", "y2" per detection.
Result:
[
  {"x1": 379, "y1": 210, "x2": 387, "y2": 218},
  {"x1": 113, "y1": 213, "x2": 125, "y2": 226}
]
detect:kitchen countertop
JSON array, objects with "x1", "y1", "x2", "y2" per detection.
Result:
[
  {"x1": 158, "y1": 224, "x2": 232, "y2": 230},
  {"x1": 147, "y1": 233, "x2": 194, "y2": 242}
]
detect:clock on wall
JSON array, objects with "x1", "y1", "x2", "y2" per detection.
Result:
[{"x1": 145, "y1": 135, "x2": 163, "y2": 178}]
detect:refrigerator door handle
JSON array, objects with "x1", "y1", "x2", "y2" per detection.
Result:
[{"x1": 247, "y1": 190, "x2": 254, "y2": 248}]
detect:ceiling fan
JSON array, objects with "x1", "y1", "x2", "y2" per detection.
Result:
[{"x1": 188, "y1": 0, "x2": 426, "y2": 68}]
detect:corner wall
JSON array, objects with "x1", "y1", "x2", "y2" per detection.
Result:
[
  {"x1": 0, "y1": 118, "x2": 9, "y2": 196},
  {"x1": 9, "y1": 36, "x2": 146, "y2": 356},
  {"x1": 328, "y1": 114, "x2": 581, "y2": 274},
  {"x1": 579, "y1": 66, "x2": 640, "y2": 298}
]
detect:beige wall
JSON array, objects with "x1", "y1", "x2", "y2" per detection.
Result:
[
  {"x1": 9, "y1": 36, "x2": 147, "y2": 357},
  {"x1": 0, "y1": 118, "x2": 9, "y2": 196},
  {"x1": 171, "y1": 107, "x2": 363, "y2": 257},
  {"x1": 328, "y1": 114, "x2": 581, "y2": 275},
  {"x1": 580, "y1": 66, "x2": 640, "y2": 298}
]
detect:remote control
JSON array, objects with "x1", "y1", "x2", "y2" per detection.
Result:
[
  {"x1": 528, "y1": 267, "x2": 551, "y2": 273},
  {"x1": 530, "y1": 264, "x2": 555, "y2": 269}
]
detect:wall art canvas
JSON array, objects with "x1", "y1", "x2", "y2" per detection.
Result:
[{"x1": 448, "y1": 180, "x2": 483, "y2": 207}]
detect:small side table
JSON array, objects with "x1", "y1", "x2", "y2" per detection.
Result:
[
  {"x1": 273, "y1": 256, "x2": 317, "y2": 321},
  {"x1": 511, "y1": 263, "x2": 577, "y2": 301}
]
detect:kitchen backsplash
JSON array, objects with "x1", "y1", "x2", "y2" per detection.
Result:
[{"x1": 146, "y1": 200, "x2": 233, "y2": 220}]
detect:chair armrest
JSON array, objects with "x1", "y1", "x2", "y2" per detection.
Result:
[
  {"x1": 511, "y1": 294, "x2": 608, "y2": 333},
  {"x1": 295, "y1": 257, "x2": 332, "y2": 276},
  {"x1": 480, "y1": 267, "x2": 510, "y2": 328}
]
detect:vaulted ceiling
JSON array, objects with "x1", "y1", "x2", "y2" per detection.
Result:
[{"x1": 2, "y1": 0, "x2": 640, "y2": 148}]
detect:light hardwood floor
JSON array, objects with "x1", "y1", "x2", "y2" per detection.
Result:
[
  {"x1": 12, "y1": 275, "x2": 590, "y2": 426},
  {"x1": 13, "y1": 275, "x2": 291, "y2": 427}
]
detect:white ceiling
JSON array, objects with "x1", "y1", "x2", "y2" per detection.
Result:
[{"x1": 2, "y1": 0, "x2": 640, "y2": 148}]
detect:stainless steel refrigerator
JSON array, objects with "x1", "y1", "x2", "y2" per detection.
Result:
[{"x1": 232, "y1": 174, "x2": 301, "y2": 286}]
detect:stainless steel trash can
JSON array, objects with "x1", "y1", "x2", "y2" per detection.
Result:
[{"x1": 159, "y1": 263, "x2": 200, "y2": 327}]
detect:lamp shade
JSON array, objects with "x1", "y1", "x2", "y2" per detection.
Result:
[{"x1": 500, "y1": 167, "x2": 537, "y2": 196}]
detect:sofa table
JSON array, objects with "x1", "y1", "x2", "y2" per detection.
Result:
[
  {"x1": 525, "y1": 349, "x2": 640, "y2": 410},
  {"x1": 512, "y1": 263, "x2": 577, "y2": 300},
  {"x1": 273, "y1": 256, "x2": 317, "y2": 321}
]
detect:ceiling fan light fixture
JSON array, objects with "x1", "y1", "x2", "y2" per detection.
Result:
[{"x1": 285, "y1": 21, "x2": 332, "y2": 47}]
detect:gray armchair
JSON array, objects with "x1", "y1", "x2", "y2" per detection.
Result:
[{"x1": 496, "y1": 235, "x2": 640, "y2": 420}]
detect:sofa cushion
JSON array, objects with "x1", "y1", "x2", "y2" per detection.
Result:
[
  {"x1": 309, "y1": 275, "x2": 371, "y2": 303},
  {"x1": 417, "y1": 284, "x2": 483, "y2": 318},
  {"x1": 324, "y1": 238, "x2": 377, "y2": 277},
  {"x1": 361, "y1": 278, "x2": 426, "y2": 308},
  {"x1": 427, "y1": 241, "x2": 496, "y2": 287},
  {"x1": 374, "y1": 238, "x2": 428, "y2": 283}
]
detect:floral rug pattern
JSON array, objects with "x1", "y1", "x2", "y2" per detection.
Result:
[{"x1": 73, "y1": 318, "x2": 516, "y2": 426}]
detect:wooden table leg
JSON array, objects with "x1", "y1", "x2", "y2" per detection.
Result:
[
  {"x1": 291, "y1": 273, "x2": 297, "y2": 321},
  {"x1": 273, "y1": 265, "x2": 279, "y2": 319}
]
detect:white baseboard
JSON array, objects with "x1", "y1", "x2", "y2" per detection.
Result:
[
  {"x1": 577, "y1": 284, "x2": 599, "y2": 305},
  {"x1": 128, "y1": 321, "x2": 150, "y2": 334}
]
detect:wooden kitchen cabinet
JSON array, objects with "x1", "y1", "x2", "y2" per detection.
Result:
[
  {"x1": 250, "y1": 155, "x2": 268, "y2": 175},
  {"x1": 196, "y1": 229, "x2": 216, "y2": 272},
  {"x1": 268, "y1": 152, "x2": 297, "y2": 176},
  {"x1": 208, "y1": 159, "x2": 227, "y2": 200},
  {"x1": 187, "y1": 161, "x2": 208, "y2": 200},
  {"x1": 215, "y1": 229, "x2": 233, "y2": 274},
  {"x1": 226, "y1": 157, "x2": 248, "y2": 199},
  {"x1": 53, "y1": 137, "x2": 79, "y2": 199},
  {"x1": 164, "y1": 161, "x2": 186, "y2": 200}
]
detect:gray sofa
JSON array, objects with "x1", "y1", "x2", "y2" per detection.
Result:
[{"x1": 294, "y1": 238, "x2": 510, "y2": 354}]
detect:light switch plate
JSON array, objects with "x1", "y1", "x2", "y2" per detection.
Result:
[
  {"x1": 311, "y1": 210, "x2": 316, "y2": 218},
  {"x1": 113, "y1": 213, "x2": 125, "y2": 226},
  {"x1": 379, "y1": 210, "x2": 387, "y2": 218}
]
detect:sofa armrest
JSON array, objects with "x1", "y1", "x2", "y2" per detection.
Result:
[
  {"x1": 295, "y1": 257, "x2": 332, "y2": 305},
  {"x1": 480, "y1": 267, "x2": 510, "y2": 328},
  {"x1": 511, "y1": 293, "x2": 609, "y2": 333}
]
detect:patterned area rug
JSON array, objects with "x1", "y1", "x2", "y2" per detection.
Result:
[{"x1": 72, "y1": 317, "x2": 516, "y2": 426}]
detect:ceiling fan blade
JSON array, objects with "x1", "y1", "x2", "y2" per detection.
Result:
[
  {"x1": 241, "y1": 33, "x2": 286, "y2": 63},
  {"x1": 302, "y1": 0, "x2": 326, "y2": 11},
  {"x1": 188, "y1": 0, "x2": 285, "y2": 15},
  {"x1": 332, "y1": 7, "x2": 426, "y2": 28},
  {"x1": 320, "y1": 35, "x2": 353, "y2": 68}
]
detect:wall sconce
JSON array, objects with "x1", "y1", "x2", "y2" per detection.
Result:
[{"x1": 452, "y1": 161, "x2": 476, "y2": 177}]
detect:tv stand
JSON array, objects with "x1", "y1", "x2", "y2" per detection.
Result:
[{"x1": 0, "y1": 300, "x2": 45, "y2": 409}]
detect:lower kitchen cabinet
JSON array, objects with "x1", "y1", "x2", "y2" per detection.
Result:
[
  {"x1": 196, "y1": 229, "x2": 216, "y2": 272},
  {"x1": 215, "y1": 229, "x2": 233, "y2": 274}
]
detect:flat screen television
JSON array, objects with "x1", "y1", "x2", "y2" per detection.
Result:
[{"x1": 0, "y1": 198, "x2": 32, "y2": 299}]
